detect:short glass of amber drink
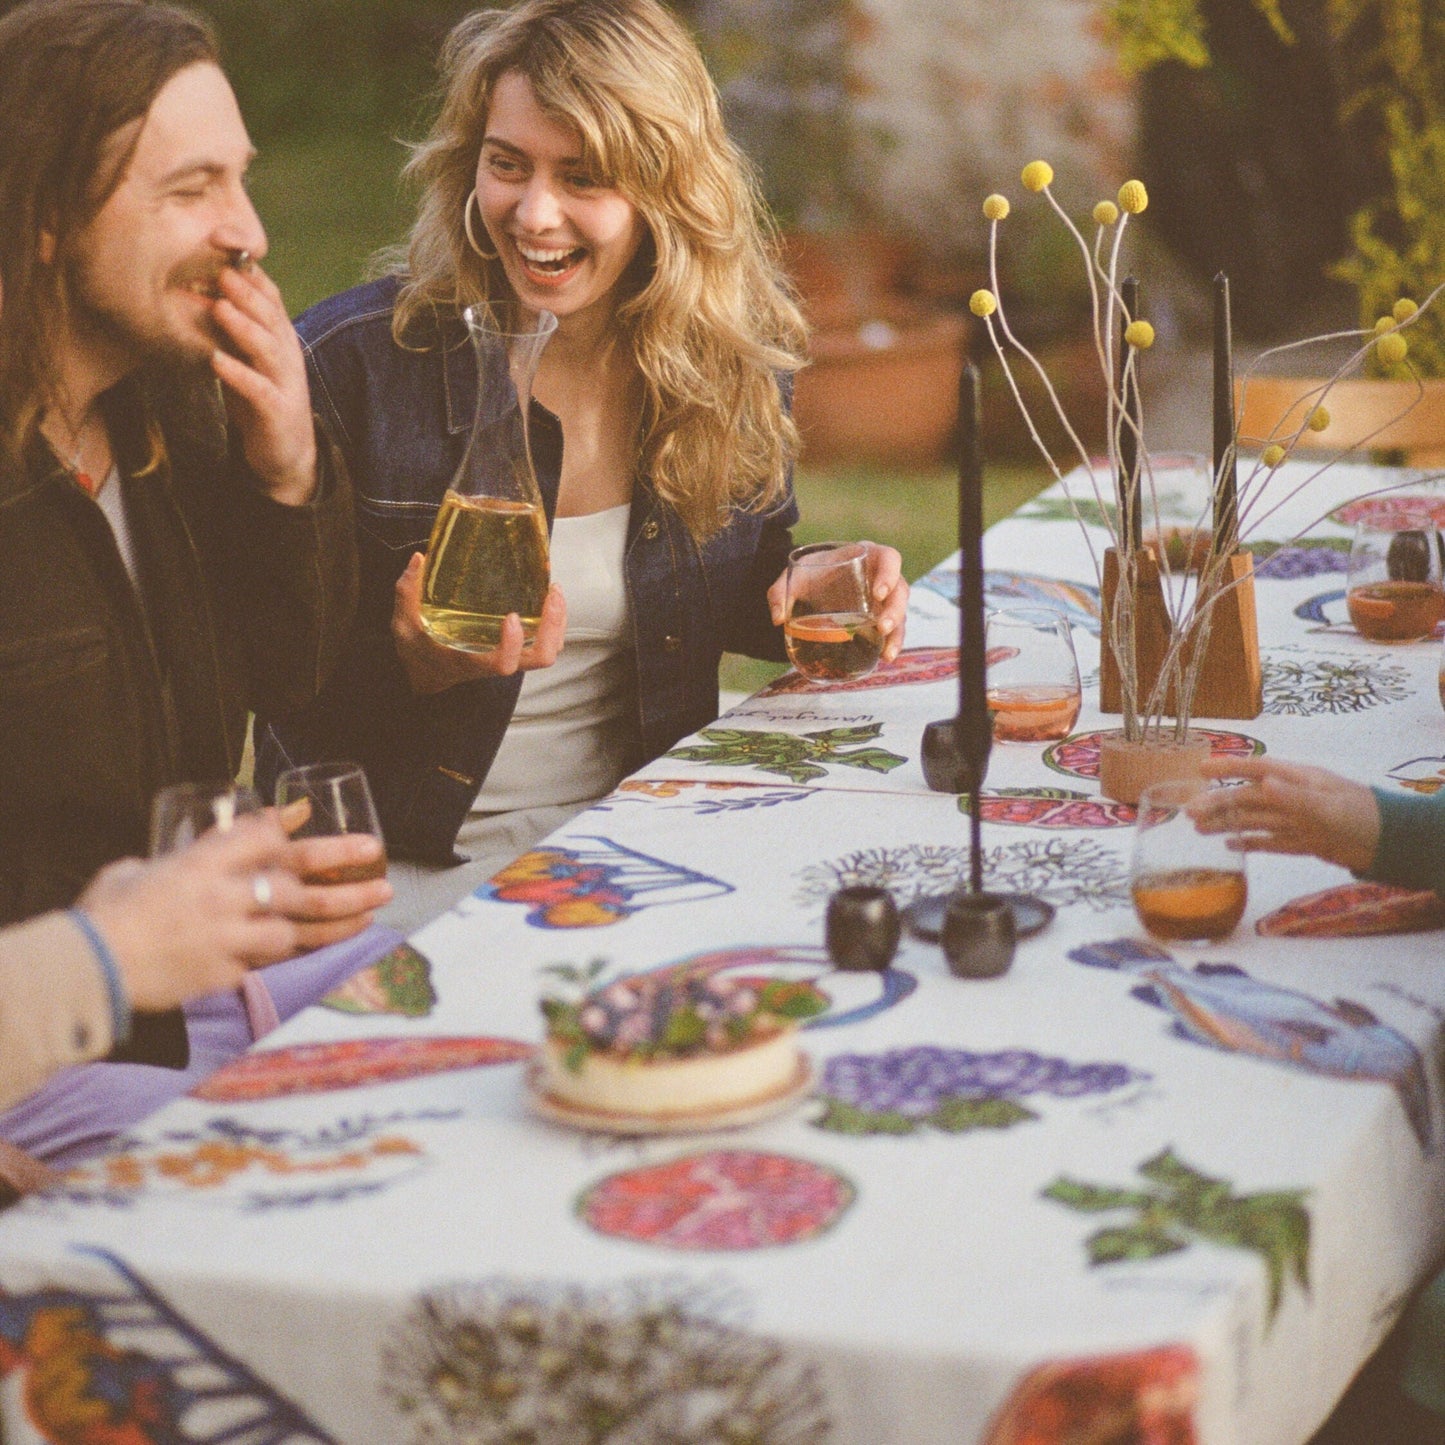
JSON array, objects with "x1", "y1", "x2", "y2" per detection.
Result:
[
  {"x1": 985, "y1": 607, "x2": 1081, "y2": 742},
  {"x1": 274, "y1": 762, "x2": 388, "y2": 885},
  {"x1": 784, "y1": 542, "x2": 883, "y2": 684},
  {"x1": 1131, "y1": 780, "x2": 1247, "y2": 943},
  {"x1": 1346, "y1": 524, "x2": 1445, "y2": 642}
]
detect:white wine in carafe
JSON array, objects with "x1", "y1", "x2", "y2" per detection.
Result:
[{"x1": 419, "y1": 490, "x2": 550, "y2": 651}]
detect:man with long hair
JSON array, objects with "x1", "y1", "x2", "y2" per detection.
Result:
[{"x1": 0, "y1": 0, "x2": 390, "y2": 1089}]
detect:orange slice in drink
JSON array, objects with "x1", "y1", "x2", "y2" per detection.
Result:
[
  {"x1": 1347, "y1": 589, "x2": 1394, "y2": 622},
  {"x1": 786, "y1": 616, "x2": 853, "y2": 643}
]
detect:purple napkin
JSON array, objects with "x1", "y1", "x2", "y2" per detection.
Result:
[{"x1": 0, "y1": 924, "x2": 404, "y2": 1167}]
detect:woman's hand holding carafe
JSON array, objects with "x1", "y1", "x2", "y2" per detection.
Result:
[{"x1": 392, "y1": 551, "x2": 567, "y2": 694}]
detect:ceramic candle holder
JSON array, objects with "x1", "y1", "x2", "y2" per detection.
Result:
[
  {"x1": 941, "y1": 892, "x2": 1016, "y2": 979},
  {"x1": 825, "y1": 885, "x2": 901, "y2": 972}
]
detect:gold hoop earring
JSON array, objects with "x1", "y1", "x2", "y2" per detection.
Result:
[{"x1": 464, "y1": 188, "x2": 499, "y2": 260}]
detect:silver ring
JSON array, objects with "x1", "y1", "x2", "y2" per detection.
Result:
[{"x1": 250, "y1": 873, "x2": 274, "y2": 911}]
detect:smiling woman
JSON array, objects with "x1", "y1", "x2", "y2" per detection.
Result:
[{"x1": 253, "y1": 0, "x2": 912, "y2": 931}]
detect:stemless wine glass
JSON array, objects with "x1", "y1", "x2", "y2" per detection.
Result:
[
  {"x1": 783, "y1": 542, "x2": 883, "y2": 684},
  {"x1": 274, "y1": 762, "x2": 387, "y2": 885},
  {"x1": 1130, "y1": 780, "x2": 1247, "y2": 943},
  {"x1": 1346, "y1": 523, "x2": 1445, "y2": 642},
  {"x1": 149, "y1": 782, "x2": 261, "y2": 856},
  {"x1": 985, "y1": 607, "x2": 1081, "y2": 743}
]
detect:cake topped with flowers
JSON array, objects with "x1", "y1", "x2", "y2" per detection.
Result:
[{"x1": 536, "y1": 965, "x2": 822, "y2": 1120}]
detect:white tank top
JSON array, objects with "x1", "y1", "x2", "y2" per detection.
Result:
[{"x1": 470, "y1": 503, "x2": 635, "y2": 814}]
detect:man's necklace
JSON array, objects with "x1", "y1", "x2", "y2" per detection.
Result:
[{"x1": 55, "y1": 415, "x2": 102, "y2": 496}]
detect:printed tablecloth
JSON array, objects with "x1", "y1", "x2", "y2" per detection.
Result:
[{"x1": 3, "y1": 461, "x2": 1445, "y2": 1445}]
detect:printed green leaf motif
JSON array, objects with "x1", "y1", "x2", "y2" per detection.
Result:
[
  {"x1": 814, "y1": 1093, "x2": 1038, "y2": 1138},
  {"x1": 930, "y1": 1096, "x2": 1037, "y2": 1133},
  {"x1": 1043, "y1": 1149, "x2": 1311, "y2": 1325},
  {"x1": 1087, "y1": 1224, "x2": 1189, "y2": 1265},
  {"x1": 805, "y1": 725, "x2": 888, "y2": 744},
  {"x1": 815, "y1": 1099, "x2": 920, "y2": 1135},
  {"x1": 1042, "y1": 1179, "x2": 1155, "y2": 1213},
  {"x1": 664, "y1": 725, "x2": 906, "y2": 785}
]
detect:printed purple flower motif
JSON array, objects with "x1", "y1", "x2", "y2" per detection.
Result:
[
  {"x1": 1253, "y1": 543, "x2": 1350, "y2": 580},
  {"x1": 816, "y1": 1046, "x2": 1144, "y2": 1135}
]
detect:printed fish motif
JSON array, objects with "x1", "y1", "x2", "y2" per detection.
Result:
[
  {"x1": 1069, "y1": 937, "x2": 1433, "y2": 1149},
  {"x1": 916, "y1": 568, "x2": 1103, "y2": 636}
]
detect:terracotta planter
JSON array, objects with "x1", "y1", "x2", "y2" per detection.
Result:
[
  {"x1": 793, "y1": 309, "x2": 969, "y2": 467},
  {"x1": 1097, "y1": 730, "x2": 1211, "y2": 806}
]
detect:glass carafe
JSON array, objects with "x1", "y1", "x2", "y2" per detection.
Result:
[{"x1": 419, "y1": 305, "x2": 558, "y2": 652}]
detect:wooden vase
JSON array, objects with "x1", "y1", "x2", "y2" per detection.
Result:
[
  {"x1": 1099, "y1": 546, "x2": 1262, "y2": 720},
  {"x1": 1097, "y1": 730, "x2": 1212, "y2": 806}
]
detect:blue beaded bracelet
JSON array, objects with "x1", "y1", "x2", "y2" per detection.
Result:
[{"x1": 67, "y1": 909, "x2": 132, "y2": 1046}]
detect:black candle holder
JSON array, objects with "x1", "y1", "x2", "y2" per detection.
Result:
[
  {"x1": 913, "y1": 364, "x2": 1053, "y2": 954},
  {"x1": 825, "y1": 885, "x2": 901, "y2": 972}
]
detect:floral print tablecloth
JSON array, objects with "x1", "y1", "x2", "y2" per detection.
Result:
[{"x1": 3, "y1": 462, "x2": 1445, "y2": 1445}]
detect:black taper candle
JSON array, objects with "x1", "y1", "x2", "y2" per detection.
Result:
[
  {"x1": 1212, "y1": 272, "x2": 1239, "y2": 551},
  {"x1": 1118, "y1": 276, "x2": 1142, "y2": 552},
  {"x1": 956, "y1": 362, "x2": 991, "y2": 889}
]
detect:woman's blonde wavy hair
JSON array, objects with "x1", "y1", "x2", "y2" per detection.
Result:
[{"x1": 392, "y1": 0, "x2": 807, "y2": 541}]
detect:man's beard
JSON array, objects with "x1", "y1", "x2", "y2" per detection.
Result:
[{"x1": 65, "y1": 256, "x2": 228, "y2": 371}]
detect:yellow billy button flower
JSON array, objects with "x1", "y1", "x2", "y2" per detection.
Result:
[
  {"x1": 1093, "y1": 200, "x2": 1119, "y2": 226},
  {"x1": 983, "y1": 194, "x2": 1010, "y2": 221},
  {"x1": 970, "y1": 289, "x2": 998, "y2": 318},
  {"x1": 1374, "y1": 316, "x2": 1396, "y2": 337},
  {"x1": 1394, "y1": 298, "x2": 1420, "y2": 322},
  {"x1": 1117, "y1": 179, "x2": 1149, "y2": 215},
  {"x1": 1377, "y1": 332, "x2": 1409, "y2": 366},
  {"x1": 1021, "y1": 160, "x2": 1054, "y2": 192},
  {"x1": 1262, "y1": 444, "x2": 1287, "y2": 468},
  {"x1": 1307, "y1": 406, "x2": 1330, "y2": 433},
  {"x1": 1124, "y1": 320, "x2": 1155, "y2": 349}
]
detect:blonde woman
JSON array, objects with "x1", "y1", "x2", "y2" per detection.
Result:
[{"x1": 257, "y1": 0, "x2": 908, "y2": 928}]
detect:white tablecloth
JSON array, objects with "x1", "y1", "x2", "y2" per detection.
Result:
[{"x1": 2, "y1": 461, "x2": 1445, "y2": 1445}]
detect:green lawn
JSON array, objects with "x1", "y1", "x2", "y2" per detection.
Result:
[{"x1": 247, "y1": 131, "x2": 415, "y2": 313}]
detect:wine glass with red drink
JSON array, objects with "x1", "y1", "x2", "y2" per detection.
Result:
[{"x1": 274, "y1": 762, "x2": 388, "y2": 885}]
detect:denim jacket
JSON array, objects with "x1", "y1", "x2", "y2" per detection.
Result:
[{"x1": 257, "y1": 277, "x2": 795, "y2": 864}]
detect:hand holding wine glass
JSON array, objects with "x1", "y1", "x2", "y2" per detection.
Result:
[
  {"x1": 774, "y1": 542, "x2": 909, "y2": 684},
  {"x1": 149, "y1": 781, "x2": 262, "y2": 856},
  {"x1": 273, "y1": 762, "x2": 393, "y2": 948},
  {"x1": 1131, "y1": 780, "x2": 1248, "y2": 943}
]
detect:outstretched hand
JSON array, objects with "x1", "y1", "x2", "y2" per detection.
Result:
[
  {"x1": 1191, "y1": 756, "x2": 1381, "y2": 874},
  {"x1": 392, "y1": 551, "x2": 566, "y2": 694},
  {"x1": 766, "y1": 541, "x2": 910, "y2": 662}
]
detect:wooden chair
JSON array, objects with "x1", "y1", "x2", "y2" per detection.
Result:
[{"x1": 1235, "y1": 376, "x2": 1445, "y2": 467}]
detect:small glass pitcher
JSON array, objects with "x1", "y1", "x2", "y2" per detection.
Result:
[{"x1": 419, "y1": 306, "x2": 558, "y2": 653}]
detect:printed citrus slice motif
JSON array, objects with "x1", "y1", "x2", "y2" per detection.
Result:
[
  {"x1": 192, "y1": 1037, "x2": 534, "y2": 1102},
  {"x1": 785, "y1": 615, "x2": 853, "y2": 644},
  {"x1": 981, "y1": 789, "x2": 1136, "y2": 829},
  {"x1": 983, "y1": 1344, "x2": 1200, "y2": 1445},
  {"x1": 578, "y1": 1150, "x2": 854, "y2": 1250},
  {"x1": 1333, "y1": 495, "x2": 1445, "y2": 531},
  {"x1": 1257, "y1": 881, "x2": 1445, "y2": 937},
  {"x1": 1043, "y1": 728, "x2": 1263, "y2": 782}
]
